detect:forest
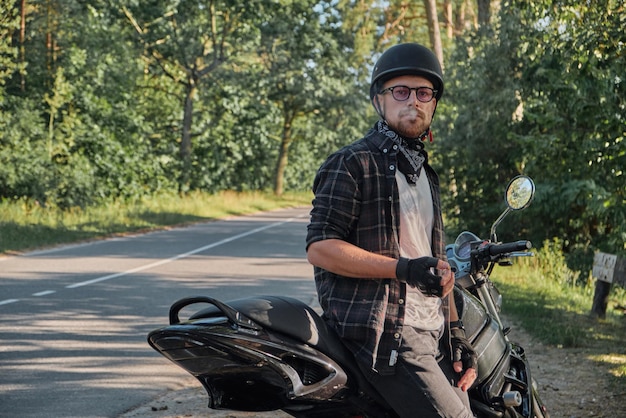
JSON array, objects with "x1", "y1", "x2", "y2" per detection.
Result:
[{"x1": 0, "y1": 0, "x2": 624, "y2": 278}]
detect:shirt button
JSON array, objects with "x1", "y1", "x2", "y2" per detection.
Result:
[
  {"x1": 389, "y1": 164, "x2": 395, "y2": 171},
  {"x1": 388, "y1": 196, "x2": 392, "y2": 201},
  {"x1": 398, "y1": 299, "x2": 404, "y2": 305},
  {"x1": 383, "y1": 148, "x2": 388, "y2": 153},
  {"x1": 393, "y1": 144, "x2": 398, "y2": 150},
  {"x1": 394, "y1": 332, "x2": 401, "y2": 339}
]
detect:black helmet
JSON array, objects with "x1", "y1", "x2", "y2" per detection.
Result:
[{"x1": 369, "y1": 43, "x2": 444, "y2": 101}]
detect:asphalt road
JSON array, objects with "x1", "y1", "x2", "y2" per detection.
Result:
[{"x1": 0, "y1": 207, "x2": 315, "y2": 418}]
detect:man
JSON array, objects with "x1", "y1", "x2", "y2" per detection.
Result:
[{"x1": 306, "y1": 43, "x2": 477, "y2": 417}]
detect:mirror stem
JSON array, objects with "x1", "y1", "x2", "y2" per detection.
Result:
[{"x1": 490, "y1": 207, "x2": 511, "y2": 242}]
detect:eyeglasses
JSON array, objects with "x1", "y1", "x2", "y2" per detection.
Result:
[{"x1": 379, "y1": 85, "x2": 437, "y2": 103}]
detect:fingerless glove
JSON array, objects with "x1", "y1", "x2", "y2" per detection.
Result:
[
  {"x1": 451, "y1": 327, "x2": 478, "y2": 372},
  {"x1": 396, "y1": 256, "x2": 443, "y2": 297}
]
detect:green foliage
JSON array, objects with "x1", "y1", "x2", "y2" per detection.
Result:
[
  {"x1": 1, "y1": 0, "x2": 622, "y2": 273},
  {"x1": 256, "y1": 0, "x2": 365, "y2": 194},
  {"x1": 0, "y1": 1, "x2": 388, "y2": 206},
  {"x1": 512, "y1": 0, "x2": 625, "y2": 262},
  {"x1": 533, "y1": 238, "x2": 577, "y2": 286},
  {"x1": 0, "y1": 97, "x2": 49, "y2": 201},
  {"x1": 437, "y1": 16, "x2": 526, "y2": 238},
  {"x1": 438, "y1": 0, "x2": 625, "y2": 275},
  {"x1": 0, "y1": 0, "x2": 20, "y2": 95}
]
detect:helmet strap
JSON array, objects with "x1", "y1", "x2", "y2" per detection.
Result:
[{"x1": 372, "y1": 95, "x2": 385, "y2": 120}]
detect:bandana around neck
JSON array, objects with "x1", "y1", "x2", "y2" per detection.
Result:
[{"x1": 376, "y1": 120, "x2": 429, "y2": 184}]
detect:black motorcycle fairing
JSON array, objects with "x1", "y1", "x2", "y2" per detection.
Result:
[{"x1": 148, "y1": 295, "x2": 396, "y2": 417}]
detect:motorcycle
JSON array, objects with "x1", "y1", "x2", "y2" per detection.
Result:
[{"x1": 148, "y1": 175, "x2": 550, "y2": 418}]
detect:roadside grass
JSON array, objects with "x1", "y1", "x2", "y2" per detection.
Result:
[
  {"x1": 0, "y1": 191, "x2": 312, "y2": 254},
  {"x1": 494, "y1": 260, "x2": 626, "y2": 389}
]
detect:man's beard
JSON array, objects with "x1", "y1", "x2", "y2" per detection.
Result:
[{"x1": 392, "y1": 115, "x2": 429, "y2": 139}]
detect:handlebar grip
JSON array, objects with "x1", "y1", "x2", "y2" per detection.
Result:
[{"x1": 488, "y1": 240, "x2": 532, "y2": 256}]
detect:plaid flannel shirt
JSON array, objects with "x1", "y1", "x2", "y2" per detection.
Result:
[{"x1": 306, "y1": 125, "x2": 447, "y2": 375}]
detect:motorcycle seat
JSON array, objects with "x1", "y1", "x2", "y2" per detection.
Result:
[{"x1": 190, "y1": 295, "x2": 357, "y2": 368}]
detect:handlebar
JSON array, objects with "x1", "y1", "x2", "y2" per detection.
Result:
[{"x1": 487, "y1": 240, "x2": 532, "y2": 256}]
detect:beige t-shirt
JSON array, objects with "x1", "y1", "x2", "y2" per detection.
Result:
[{"x1": 396, "y1": 169, "x2": 444, "y2": 332}]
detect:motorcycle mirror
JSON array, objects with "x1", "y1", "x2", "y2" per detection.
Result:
[
  {"x1": 490, "y1": 175, "x2": 535, "y2": 242},
  {"x1": 505, "y1": 175, "x2": 535, "y2": 211}
]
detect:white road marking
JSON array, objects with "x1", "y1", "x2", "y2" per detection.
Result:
[
  {"x1": 0, "y1": 213, "x2": 306, "y2": 305},
  {"x1": 0, "y1": 299, "x2": 19, "y2": 306},
  {"x1": 66, "y1": 218, "x2": 296, "y2": 289},
  {"x1": 33, "y1": 290, "x2": 56, "y2": 297}
]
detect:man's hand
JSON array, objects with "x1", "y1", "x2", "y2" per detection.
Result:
[
  {"x1": 451, "y1": 327, "x2": 478, "y2": 391},
  {"x1": 396, "y1": 257, "x2": 454, "y2": 297},
  {"x1": 437, "y1": 260, "x2": 454, "y2": 297}
]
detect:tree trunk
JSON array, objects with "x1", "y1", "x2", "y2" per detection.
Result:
[
  {"x1": 477, "y1": 0, "x2": 491, "y2": 27},
  {"x1": 179, "y1": 81, "x2": 196, "y2": 192},
  {"x1": 456, "y1": 0, "x2": 468, "y2": 34},
  {"x1": 274, "y1": 113, "x2": 293, "y2": 196},
  {"x1": 423, "y1": 0, "x2": 444, "y2": 70},
  {"x1": 20, "y1": 0, "x2": 26, "y2": 91},
  {"x1": 444, "y1": 0, "x2": 453, "y2": 39},
  {"x1": 45, "y1": 0, "x2": 57, "y2": 90}
]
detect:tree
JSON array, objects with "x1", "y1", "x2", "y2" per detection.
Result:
[
  {"x1": 437, "y1": 21, "x2": 524, "y2": 238},
  {"x1": 122, "y1": 0, "x2": 277, "y2": 191},
  {"x1": 476, "y1": 0, "x2": 491, "y2": 26},
  {"x1": 255, "y1": 0, "x2": 356, "y2": 195},
  {"x1": 511, "y1": 0, "x2": 625, "y2": 269},
  {"x1": 438, "y1": 0, "x2": 625, "y2": 276},
  {"x1": 423, "y1": 0, "x2": 444, "y2": 68},
  {"x1": 0, "y1": 0, "x2": 20, "y2": 95}
]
